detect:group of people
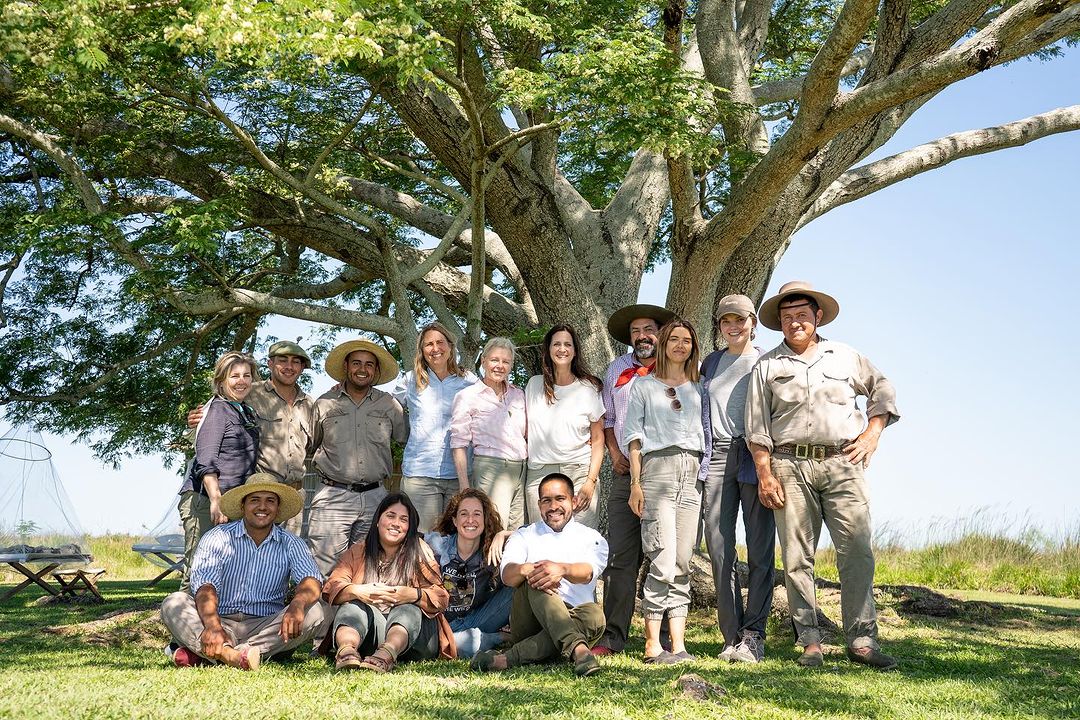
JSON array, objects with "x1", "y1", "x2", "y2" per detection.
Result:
[{"x1": 161, "y1": 279, "x2": 901, "y2": 676}]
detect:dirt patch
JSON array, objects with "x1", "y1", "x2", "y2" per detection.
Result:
[
  {"x1": 44, "y1": 607, "x2": 170, "y2": 650},
  {"x1": 675, "y1": 673, "x2": 727, "y2": 702}
]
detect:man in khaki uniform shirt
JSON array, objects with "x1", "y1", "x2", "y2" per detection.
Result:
[
  {"x1": 746, "y1": 281, "x2": 900, "y2": 670},
  {"x1": 306, "y1": 339, "x2": 408, "y2": 575},
  {"x1": 188, "y1": 341, "x2": 316, "y2": 537}
]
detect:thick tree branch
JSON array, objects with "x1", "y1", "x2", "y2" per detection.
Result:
[
  {"x1": 797, "y1": 0, "x2": 879, "y2": 120},
  {"x1": 834, "y1": 0, "x2": 1080, "y2": 130},
  {"x1": 753, "y1": 48, "x2": 874, "y2": 105},
  {"x1": 803, "y1": 104, "x2": 1080, "y2": 224}
]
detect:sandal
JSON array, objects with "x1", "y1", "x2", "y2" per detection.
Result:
[
  {"x1": 357, "y1": 644, "x2": 397, "y2": 673},
  {"x1": 334, "y1": 644, "x2": 363, "y2": 671}
]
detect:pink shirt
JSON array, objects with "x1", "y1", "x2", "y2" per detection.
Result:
[{"x1": 449, "y1": 381, "x2": 528, "y2": 461}]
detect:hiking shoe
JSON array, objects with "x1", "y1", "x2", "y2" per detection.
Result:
[
  {"x1": 718, "y1": 644, "x2": 737, "y2": 662},
  {"x1": 172, "y1": 646, "x2": 210, "y2": 668},
  {"x1": 574, "y1": 653, "x2": 602, "y2": 677},
  {"x1": 797, "y1": 648, "x2": 824, "y2": 667},
  {"x1": 846, "y1": 646, "x2": 898, "y2": 671},
  {"x1": 731, "y1": 632, "x2": 764, "y2": 663}
]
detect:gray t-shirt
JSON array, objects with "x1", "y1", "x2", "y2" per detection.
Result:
[{"x1": 707, "y1": 352, "x2": 759, "y2": 440}]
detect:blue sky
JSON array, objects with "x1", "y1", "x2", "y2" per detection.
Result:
[{"x1": 7, "y1": 48, "x2": 1079, "y2": 539}]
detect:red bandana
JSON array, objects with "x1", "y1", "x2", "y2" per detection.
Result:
[{"x1": 615, "y1": 363, "x2": 653, "y2": 388}]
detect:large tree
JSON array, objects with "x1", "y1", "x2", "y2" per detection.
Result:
[{"x1": 1, "y1": 0, "x2": 1077, "y2": 458}]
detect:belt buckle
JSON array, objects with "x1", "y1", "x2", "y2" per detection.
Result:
[
  {"x1": 794, "y1": 444, "x2": 809, "y2": 459},
  {"x1": 811, "y1": 445, "x2": 826, "y2": 461}
]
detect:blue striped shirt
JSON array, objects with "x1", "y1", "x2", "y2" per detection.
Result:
[{"x1": 189, "y1": 521, "x2": 321, "y2": 617}]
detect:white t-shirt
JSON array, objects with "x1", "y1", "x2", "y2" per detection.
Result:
[{"x1": 525, "y1": 375, "x2": 606, "y2": 467}]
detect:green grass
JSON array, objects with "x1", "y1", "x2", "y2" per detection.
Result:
[
  {"x1": 1, "y1": 580, "x2": 1078, "y2": 719},
  {"x1": 815, "y1": 517, "x2": 1080, "y2": 599}
]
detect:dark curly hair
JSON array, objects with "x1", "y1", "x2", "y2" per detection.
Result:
[{"x1": 433, "y1": 488, "x2": 505, "y2": 562}]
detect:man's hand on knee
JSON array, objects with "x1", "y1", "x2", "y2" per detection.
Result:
[
  {"x1": 527, "y1": 560, "x2": 566, "y2": 594},
  {"x1": 200, "y1": 624, "x2": 228, "y2": 658}
]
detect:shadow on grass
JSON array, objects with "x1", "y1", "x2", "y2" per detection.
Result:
[{"x1": 2, "y1": 583, "x2": 1078, "y2": 719}]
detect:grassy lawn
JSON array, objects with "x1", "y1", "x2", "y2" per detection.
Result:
[{"x1": 2, "y1": 577, "x2": 1078, "y2": 720}]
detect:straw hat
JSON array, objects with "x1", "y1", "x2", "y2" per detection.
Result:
[
  {"x1": 758, "y1": 281, "x2": 840, "y2": 331},
  {"x1": 220, "y1": 473, "x2": 303, "y2": 522},
  {"x1": 324, "y1": 339, "x2": 399, "y2": 385},
  {"x1": 606, "y1": 304, "x2": 676, "y2": 346}
]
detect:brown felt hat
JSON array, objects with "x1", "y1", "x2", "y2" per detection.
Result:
[
  {"x1": 758, "y1": 281, "x2": 840, "y2": 331},
  {"x1": 324, "y1": 339, "x2": 399, "y2": 385},
  {"x1": 606, "y1": 304, "x2": 676, "y2": 346},
  {"x1": 220, "y1": 473, "x2": 303, "y2": 522}
]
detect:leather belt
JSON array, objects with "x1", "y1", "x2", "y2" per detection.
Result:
[
  {"x1": 320, "y1": 477, "x2": 382, "y2": 493},
  {"x1": 773, "y1": 443, "x2": 846, "y2": 461}
]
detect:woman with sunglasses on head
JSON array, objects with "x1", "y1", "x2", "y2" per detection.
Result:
[
  {"x1": 177, "y1": 351, "x2": 261, "y2": 589},
  {"x1": 323, "y1": 492, "x2": 455, "y2": 672},
  {"x1": 449, "y1": 337, "x2": 528, "y2": 531},
  {"x1": 523, "y1": 324, "x2": 606, "y2": 528},
  {"x1": 425, "y1": 488, "x2": 513, "y2": 658},
  {"x1": 393, "y1": 322, "x2": 477, "y2": 532},
  {"x1": 623, "y1": 318, "x2": 705, "y2": 664}
]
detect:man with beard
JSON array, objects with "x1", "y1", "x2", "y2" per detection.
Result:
[
  {"x1": 747, "y1": 281, "x2": 900, "y2": 669},
  {"x1": 306, "y1": 339, "x2": 408, "y2": 575},
  {"x1": 471, "y1": 473, "x2": 608, "y2": 676},
  {"x1": 187, "y1": 341, "x2": 316, "y2": 536},
  {"x1": 592, "y1": 304, "x2": 674, "y2": 656}
]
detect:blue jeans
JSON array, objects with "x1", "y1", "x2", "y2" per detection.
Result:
[{"x1": 448, "y1": 585, "x2": 513, "y2": 658}]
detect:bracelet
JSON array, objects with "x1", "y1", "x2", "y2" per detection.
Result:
[{"x1": 414, "y1": 587, "x2": 421, "y2": 604}]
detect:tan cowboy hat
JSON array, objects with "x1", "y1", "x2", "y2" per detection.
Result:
[
  {"x1": 324, "y1": 339, "x2": 399, "y2": 385},
  {"x1": 220, "y1": 473, "x2": 303, "y2": 522},
  {"x1": 758, "y1": 281, "x2": 840, "y2": 331},
  {"x1": 607, "y1": 304, "x2": 676, "y2": 346}
]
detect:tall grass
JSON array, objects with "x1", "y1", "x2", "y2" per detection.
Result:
[{"x1": 816, "y1": 512, "x2": 1080, "y2": 598}]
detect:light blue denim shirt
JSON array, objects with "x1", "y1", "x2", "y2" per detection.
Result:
[
  {"x1": 623, "y1": 375, "x2": 705, "y2": 456},
  {"x1": 393, "y1": 369, "x2": 477, "y2": 478}
]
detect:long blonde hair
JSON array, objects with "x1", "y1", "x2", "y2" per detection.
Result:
[
  {"x1": 211, "y1": 351, "x2": 259, "y2": 399},
  {"x1": 413, "y1": 322, "x2": 466, "y2": 391}
]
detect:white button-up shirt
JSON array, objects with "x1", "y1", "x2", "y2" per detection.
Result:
[{"x1": 500, "y1": 518, "x2": 609, "y2": 607}]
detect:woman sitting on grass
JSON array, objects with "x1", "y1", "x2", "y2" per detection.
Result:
[
  {"x1": 425, "y1": 488, "x2": 513, "y2": 658},
  {"x1": 322, "y1": 493, "x2": 455, "y2": 671}
]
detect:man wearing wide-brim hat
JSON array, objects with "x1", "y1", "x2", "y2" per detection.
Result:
[
  {"x1": 161, "y1": 474, "x2": 327, "y2": 670},
  {"x1": 745, "y1": 281, "x2": 900, "y2": 670},
  {"x1": 306, "y1": 338, "x2": 409, "y2": 575},
  {"x1": 592, "y1": 303, "x2": 674, "y2": 656}
]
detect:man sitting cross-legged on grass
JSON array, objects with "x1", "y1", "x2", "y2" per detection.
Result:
[
  {"x1": 161, "y1": 474, "x2": 328, "y2": 670},
  {"x1": 471, "y1": 473, "x2": 609, "y2": 677}
]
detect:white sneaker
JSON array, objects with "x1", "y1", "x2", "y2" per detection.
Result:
[
  {"x1": 731, "y1": 633, "x2": 764, "y2": 663},
  {"x1": 719, "y1": 644, "x2": 737, "y2": 662}
]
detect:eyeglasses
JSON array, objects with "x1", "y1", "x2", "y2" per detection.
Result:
[{"x1": 665, "y1": 386, "x2": 682, "y2": 411}]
